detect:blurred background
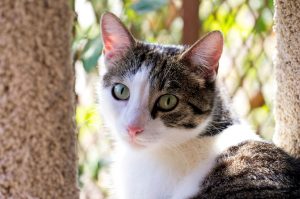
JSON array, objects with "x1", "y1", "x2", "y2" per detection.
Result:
[{"x1": 70, "y1": 0, "x2": 275, "y2": 198}]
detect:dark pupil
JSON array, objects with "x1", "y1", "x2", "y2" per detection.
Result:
[
  {"x1": 167, "y1": 97, "x2": 170, "y2": 105},
  {"x1": 120, "y1": 87, "x2": 124, "y2": 95}
]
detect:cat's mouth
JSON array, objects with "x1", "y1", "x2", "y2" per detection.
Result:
[{"x1": 127, "y1": 136, "x2": 146, "y2": 149}]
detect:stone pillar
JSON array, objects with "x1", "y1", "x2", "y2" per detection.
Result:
[
  {"x1": 0, "y1": 1, "x2": 79, "y2": 198},
  {"x1": 273, "y1": 0, "x2": 300, "y2": 158}
]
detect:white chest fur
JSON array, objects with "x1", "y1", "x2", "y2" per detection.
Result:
[
  {"x1": 111, "y1": 124, "x2": 261, "y2": 199},
  {"x1": 114, "y1": 150, "x2": 184, "y2": 199}
]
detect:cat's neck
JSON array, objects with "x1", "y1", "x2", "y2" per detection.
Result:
[
  {"x1": 118, "y1": 135, "x2": 216, "y2": 175},
  {"x1": 201, "y1": 85, "x2": 238, "y2": 136}
]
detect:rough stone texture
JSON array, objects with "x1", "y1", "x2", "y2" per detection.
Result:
[
  {"x1": 0, "y1": 1, "x2": 79, "y2": 198},
  {"x1": 273, "y1": 0, "x2": 300, "y2": 158}
]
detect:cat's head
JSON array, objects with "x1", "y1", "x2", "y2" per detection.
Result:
[{"x1": 99, "y1": 12, "x2": 223, "y2": 150}]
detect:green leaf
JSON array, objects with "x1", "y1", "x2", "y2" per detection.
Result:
[
  {"x1": 268, "y1": 0, "x2": 274, "y2": 11},
  {"x1": 76, "y1": 105, "x2": 101, "y2": 137},
  {"x1": 132, "y1": 0, "x2": 167, "y2": 14},
  {"x1": 81, "y1": 35, "x2": 102, "y2": 72}
]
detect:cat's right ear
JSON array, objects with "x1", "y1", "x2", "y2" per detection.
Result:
[
  {"x1": 100, "y1": 12, "x2": 135, "y2": 63},
  {"x1": 180, "y1": 31, "x2": 223, "y2": 81}
]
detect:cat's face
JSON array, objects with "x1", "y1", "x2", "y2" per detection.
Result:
[{"x1": 99, "y1": 12, "x2": 223, "y2": 150}]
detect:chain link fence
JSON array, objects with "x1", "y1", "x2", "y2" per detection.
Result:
[{"x1": 200, "y1": 0, "x2": 275, "y2": 139}]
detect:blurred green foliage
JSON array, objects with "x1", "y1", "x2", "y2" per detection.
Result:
[
  {"x1": 72, "y1": 0, "x2": 275, "y2": 198},
  {"x1": 131, "y1": 0, "x2": 167, "y2": 13}
]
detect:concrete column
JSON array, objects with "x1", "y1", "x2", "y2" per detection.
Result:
[
  {"x1": 0, "y1": 1, "x2": 79, "y2": 198},
  {"x1": 273, "y1": 0, "x2": 300, "y2": 158}
]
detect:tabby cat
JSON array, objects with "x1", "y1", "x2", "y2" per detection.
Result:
[{"x1": 98, "y1": 12, "x2": 300, "y2": 199}]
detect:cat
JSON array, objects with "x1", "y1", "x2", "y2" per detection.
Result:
[{"x1": 98, "y1": 12, "x2": 300, "y2": 199}]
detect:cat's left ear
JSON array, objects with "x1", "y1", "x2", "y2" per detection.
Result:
[
  {"x1": 180, "y1": 31, "x2": 223, "y2": 81},
  {"x1": 100, "y1": 12, "x2": 136, "y2": 63}
]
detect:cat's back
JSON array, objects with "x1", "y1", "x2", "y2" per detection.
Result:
[{"x1": 191, "y1": 141, "x2": 300, "y2": 199}]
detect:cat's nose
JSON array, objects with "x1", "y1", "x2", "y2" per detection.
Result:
[{"x1": 127, "y1": 125, "x2": 144, "y2": 137}]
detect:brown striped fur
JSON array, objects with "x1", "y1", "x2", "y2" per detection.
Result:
[{"x1": 191, "y1": 141, "x2": 300, "y2": 198}]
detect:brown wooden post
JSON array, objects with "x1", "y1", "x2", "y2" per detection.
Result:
[{"x1": 181, "y1": 0, "x2": 201, "y2": 45}]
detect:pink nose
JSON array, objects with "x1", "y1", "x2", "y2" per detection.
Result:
[{"x1": 127, "y1": 125, "x2": 144, "y2": 137}]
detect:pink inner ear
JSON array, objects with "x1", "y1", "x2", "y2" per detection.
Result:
[
  {"x1": 103, "y1": 36, "x2": 113, "y2": 52},
  {"x1": 188, "y1": 32, "x2": 223, "y2": 70},
  {"x1": 102, "y1": 31, "x2": 132, "y2": 60},
  {"x1": 102, "y1": 35, "x2": 116, "y2": 59},
  {"x1": 101, "y1": 13, "x2": 135, "y2": 63}
]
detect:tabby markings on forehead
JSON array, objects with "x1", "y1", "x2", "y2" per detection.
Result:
[{"x1": 103, "y1": 42, "x2": 188, "y2": 88}]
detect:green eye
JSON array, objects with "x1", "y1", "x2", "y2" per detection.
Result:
[
  {"x1": 157, "y1": 94, "x2": 178, "y2": 111},
  {"x1": 112, "y1": 83, "x2": 130, "y2": 100}
]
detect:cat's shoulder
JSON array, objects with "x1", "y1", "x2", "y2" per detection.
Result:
[{"x1": 192, "y1": 141, "x2": 300, "y2": 199}]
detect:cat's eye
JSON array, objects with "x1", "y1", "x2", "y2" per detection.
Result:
[
  {"x1": 112, "y1": 83, "x2": 130, "y2": 100},
  {"x1": 157, "y1": 94, "x2": 178, "y2": 111}
]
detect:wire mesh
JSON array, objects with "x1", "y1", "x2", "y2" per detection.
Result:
[{"x1": 199, "y1": 0, "x2": 275, "y2": 139}]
